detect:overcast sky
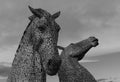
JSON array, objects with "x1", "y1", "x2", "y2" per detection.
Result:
[{"x1": 0, "y1": 0, "x2": 120, "y2": 80}]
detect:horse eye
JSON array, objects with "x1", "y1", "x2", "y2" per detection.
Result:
[{"x1": 38, "y1": 26, "x2": 46, "y2": 32}]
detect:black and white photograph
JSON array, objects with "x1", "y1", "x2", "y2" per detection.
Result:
[{"x1": 0, "y1": 0, "x2": 120, "y2": 82}]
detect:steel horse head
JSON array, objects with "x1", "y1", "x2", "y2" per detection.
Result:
[{"x1": 28, "y1": 6, "x2": 61, "y2": 75}]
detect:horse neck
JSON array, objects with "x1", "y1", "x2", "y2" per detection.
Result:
[{"x1": 16, "y1": 21, "x2": 34, "y2": 52}]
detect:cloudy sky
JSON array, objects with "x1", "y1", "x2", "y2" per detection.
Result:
[{"x1": 0, "y1": 0, "x2": 120, "y2": 80}]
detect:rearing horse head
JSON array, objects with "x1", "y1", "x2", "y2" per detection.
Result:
[{"x1": 28, "y1": 6, "x2": 61, "y2": 75}]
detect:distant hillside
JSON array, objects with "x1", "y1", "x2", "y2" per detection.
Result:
[
  {"x1": 82, "y1": 52, "x2": 120, "y2": 78},
  {"x1": 97, "y1": 78, "x2": 120, "y2": 82},
  {"x1": 0, "y1": 62, "x2": 11, "y2": 77},
  {"x1": 0, "y1": 62, "x2": 119, "y2": 82}
]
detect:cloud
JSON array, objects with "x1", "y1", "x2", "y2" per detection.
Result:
[
  {"x1": 97, "y1": 78, "x2": 120, "y2": 82},
  {"x1": 79, "y1": 59, "x2": 99, "y2": 63},
  {"x1": 82, "y1": 0, "x2": 117, "y2": 18},
  {"x1": 0, "y1": 64, "x2": 11, "y2": 77},
  {"x1": 1, "y1": 0, "x2": 120, "y2": 80},
  {"x1": 0, "y1": 45, "x2": 17, "y2": 62},
  {"x1": 83, "y1": 52, "x2": 120, "y2": 79},
  {"x1": 0, "y1": 67, "x2": 10, "y2": 77},
  {"x1": 0, "y1": 0, "x2": 30, "y2": 47},
  {"x1": 0, "y1": 0, "x2": 120, "y2": 62}
]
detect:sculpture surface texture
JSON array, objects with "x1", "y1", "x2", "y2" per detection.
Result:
[
  {"x1": 7, "y1": 6, "x2": 61, "y2": 82},
  {"x1": 58, "y1": 37, "x2": 99, "y2": 82}
]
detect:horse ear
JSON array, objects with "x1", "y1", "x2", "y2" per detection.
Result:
[
  {"x1": 28, "y1": 6, "x2": 41, "y2": 18},
  {"x1": 52, "y1": 11, "x2": 61, "y2": 20}
]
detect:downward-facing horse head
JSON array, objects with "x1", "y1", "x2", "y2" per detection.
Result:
[{"x1": 7, "y1": 6, "x2": 61, "y2": 82}]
